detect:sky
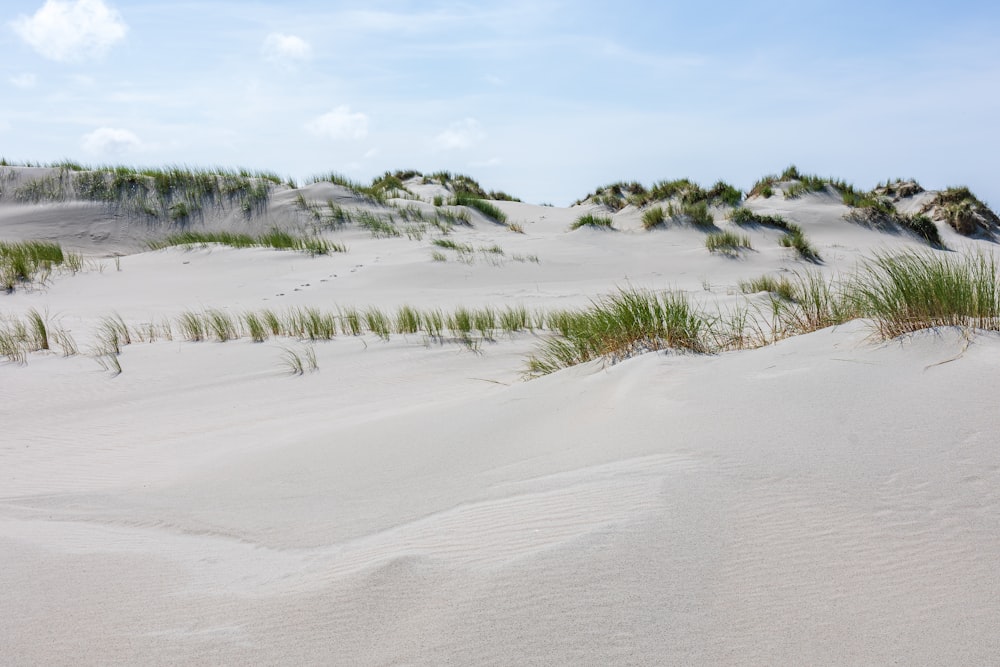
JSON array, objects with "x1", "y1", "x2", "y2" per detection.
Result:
[{"x1": 2, "y1": 0, "x2": 999, "y2": 206}]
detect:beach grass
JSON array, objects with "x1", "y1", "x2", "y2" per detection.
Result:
[
  {"x1": 705, "y1": 231, "x2": 752, "y2": 254},
  {"x1": 452, "y1": 191, "x2": 508, "y2": 223},
  {"x1": 0, "y1": 240, "x2": 81, "y2": 291},
  {"x1": 641, "y1": 206, "x2": 666, "y2": 229},
  {"x1": 150, "y1": 230, "x2": 345, "y2": 255},
  {"x1": 570, "y1": 213, "x2": 614, "y2": 230},
  {"x1": 525, "y1": 289, "x2": 709, "y2": 375},
  {"x1": 847, "y1": 251, "x2": 1000, "y2": 338}
]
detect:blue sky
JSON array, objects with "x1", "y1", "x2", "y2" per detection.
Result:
[{"x1": 2, "y1": 0, "x2": 999, "y2": 206}]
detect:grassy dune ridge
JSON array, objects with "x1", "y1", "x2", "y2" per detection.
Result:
[{"x1": 5, "y1": 246, "x2": 1000, "y2": 378}]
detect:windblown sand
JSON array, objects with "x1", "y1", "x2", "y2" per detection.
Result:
[{"x1": 2, "y1": 174, "x2": 999, "y2": 664}]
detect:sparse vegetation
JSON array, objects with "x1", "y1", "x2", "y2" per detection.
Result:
[
  {"x1": 705, "y1": 231, "x2": 752, "y2": 254},
  {"x1": 149, "y1": 230, "x2": 345, "y2": 255},
  {"x1": 683, "y1": 201, "x2": 714, "y2": 227},
  {"x1": 576, "y1": 178, "x2": 742, "y2": 210},
  {"x1": 922, "y1": 187, "x2": 1000, "y2": 236},
  {"x1": 451, "y1": 191, "x2": 508, "y2": 223},
  {"x1": 4, "y1": 164, "x2": 277, "y2": 220},
  {"x1": 570, "y1": 213, "x2": 614, "y2": 230},
  {"x1": 780, "y1": 223, "x2": 821, "y2": 261},
  {"x1": 730, "y1": 208, "x2": 790, "y2": 230},
  {"x1": 641, "y1": 206, "x2": 665, "y2": 229},
  {"x1": 525, "y1": 290, "x2": 709, "y2": 375},
  {"x1": 730, "y1": 208, "x2": 819, "y2": 260},
  {"x1": 739, "y1": 274, "x2": 796, "y2": 301},
  {"x1": 1, "y1": 240, "x2": 82, "y2": 292}
]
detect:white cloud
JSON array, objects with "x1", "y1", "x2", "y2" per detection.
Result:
[
  {"x1": 434, "y1": 118, "x2": 485, "y2": 151},
  {"x1": 81, "y1": 127, "x2": 142, "y2": 155},
  {"x1": 11, "y1": 0, "x2": 128, "y2": 63},
  {"x1": 9, "y1": 73, "x2": 37, "y2": 88},
  {"x1": 305, "y1": 106, "x2": 369, "y2": 141},
  {"x1": 470, "y1": 157, "x2": 501, "y2": 167},
  {"x1": 262, "y1": 33, "x2": 311, "y2": 63}
]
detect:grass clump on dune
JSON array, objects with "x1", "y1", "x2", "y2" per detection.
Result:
[
  {"x1": 0, "y1": 310, "x2": 77, "y2": 363},
  {"x1": 739, "y1": 274, "x2": 797, "y2": 301},
  {"x1": 1, "y1": 240, "x2": 82, "y2": 291},
  {"x1": 839, "y1": 185, "x2": 944, "y2": 248},
  {"x1": 779, "y1": 223, "x2": 821, "y2": 261},
  {"x1": 705, "y1": 231, "x2": 752, "y2": 254},
  {"x1": 451, "y1": 191, "x2": 508, "y2": 223},
  {"x1": 682, "y1": 201, "x2": 714, "y2": 227},
  {"x1": 847, "y1": 251, "x2": 1000, "y2": 338},
  {"x1": 641, "y1": 206, "x2": 666, "y2": 229},
  {"x1": 526, "y1": 289, "x2": 708, "y2": 375},
  {"x1": 921, "y1": 187, "x2": 1000, "y2": 236},
  {"x1": 149, "y1": 230, "x2": 345, "y2": 255},
  {"x1": 730, "y1": 207, "x2": 819, "y2": 261},
  {"x1": 570, "y1": 213, "x2": 614, "y2": 230}
]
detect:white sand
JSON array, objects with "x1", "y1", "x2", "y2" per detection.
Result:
[{"x1": 2, "y1": 172, "x2": 1000, "y2": 664}]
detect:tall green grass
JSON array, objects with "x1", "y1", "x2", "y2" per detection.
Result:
[
  {"x1": 847, "y1": 251, "x2": 1000, "y2": 338},
  {"x1": 1, "y1": 240, "x2": 82, "y2": 291},
  {"x1": 525, "y1": 290, "x2": 708, "y2": 375},
  {"x1": 705, "y1": 231, "x2": 752, "y2": 254},
  {"x1": 452, "y1": 191, "x2": 508, "y2": 223}
]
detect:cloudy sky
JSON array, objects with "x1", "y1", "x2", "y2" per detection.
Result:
[{"x1": 2, "y1": 0, "x2": 999, "y2": 206}]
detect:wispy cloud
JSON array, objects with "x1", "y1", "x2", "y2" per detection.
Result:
[
  {"x1": 434, "y1": 119, "x2": 485, "y2": 151},
  {"x1": 9, "y1": 74, "x2": 38, "y2": 89},
  {"x1": 262, "y1": 33, "x2": 311, "y2": 64},
  {"x1": 11, "y1": 0, "x2": 128, "y2": 63},
  {"x1": 81, "y1": 126, "x2": 142, "y2": 155},
  {"x1": 305, "y1": 106, "x2": 369, "y2": 141}
]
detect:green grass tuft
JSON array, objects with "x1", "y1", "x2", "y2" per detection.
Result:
[
  {"x1": 570, "y1": 213, "x2": 614, "y2": 230},
  {"x1": 705, "y1": 231, "x2": 752, "y2": 254},
  {"x1": 641, "y1": 206, "x2": 666, "y2": 229}
]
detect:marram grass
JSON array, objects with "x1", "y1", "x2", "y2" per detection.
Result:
[
  {"x1": 570, "y1": 213, "x2": 614, "y2": 230},
  {"x1": 8, "y1": 251, "x2": 1000, "y2": 377},
  {"x1": 1, "y1": 240, "x2": 82, "y2": 291},
  {"x1": 150, "y1": 230, "x2": 345, "y2": 255}
]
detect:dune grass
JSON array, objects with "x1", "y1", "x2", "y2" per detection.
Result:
[
  {"x1": 452, "y1": 191, "x2": 508, "y2": 223},
  {"x1": 576, "y1": 178, "x2": 742, "y2": 210},
  {"x1": 525, "y1": 289, "x2": 708, "y2": 375},
  {"x1": 779, "y1": 223, "x2": 821, "y2": 261},
  {"x1": 739, "y1": 274, "x2": 797, "y2": 301},
  {"x1": 1, "y1": 240, "x2": 83, "y2": 291},
  {"x1": 705, "y1": 231, "x2": 752, "y2": 254},
  {"x1": 847, "y1": 251, "x2": 1000, "y2": 338},
  {"x1": 0, "y1": 310, "x2": 78, "y2": 364},
  {"x1": 641, "y1": 206, "x2": 666, "y2": 229},
  {"x1": 730, "y1": 209, "x2": 820, "y2": 260},
  {"x1": 570, "y1": 213, "x2": 614, "y2": 230},
  {"x1": 149, "y1": 230, "x2": 345, "y2": 255},
  {"x1": 8, "y1": 164, "x2": 277, "y2": 220},
  {"x1": 683, "y1": 201, "x2": 714, "y2": 227}
]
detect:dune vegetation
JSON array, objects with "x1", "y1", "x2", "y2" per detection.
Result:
[
  {"x1": 1, "y1": 240, "x2": 83, "y2": 291},
  {"x1": 2, "y1": 163, "x2": 278, "y2": 221},
  {"x1": 149, "y1": 230, "x2": 346, "y2": 255},
  {"x1": 570, "y1": 213, "x2": 614, "y2": 230}
]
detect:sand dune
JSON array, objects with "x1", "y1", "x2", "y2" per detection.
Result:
[{"x1": 2, "y1": 166, "x2": 1000, "y2": 664}]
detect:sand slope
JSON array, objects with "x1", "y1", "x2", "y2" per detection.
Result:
[{"x1": 3, "y1": 169, "x2": 1000, "y2": 664}]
